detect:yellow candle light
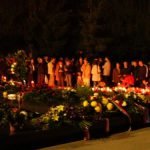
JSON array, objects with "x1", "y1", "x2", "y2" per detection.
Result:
[{"x1": 3, "y1": 91, "x2": 8, "y2": 98}]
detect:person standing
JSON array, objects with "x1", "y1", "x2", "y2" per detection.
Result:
[
  {"x1": 37, "y1": 57, "x2": 45, "y2": 86},
  {"x1": 48, "y1": 58, "x2": 56, "y2": 87},
  {"x1": 76, "y1": 57, "x2": 83, "y2": 86},
  {"x1": 112, "y1": 62, "x2": 121, "y2": 86},
  {"x1": 64, "y1": 59, "x2": 72, "y2": 87},
  {"x1": 102, "y1": 57, "x2": 111, "y2": 86},
  {"x1": 131, "y1": 61, "x2": 138, "y2": 86},
  {"x1": 121, "y1": 61, "x2": 131, "y2": 77},
  {"x1": 138, "y1": 60, "x2": 147, "y2": 85},
  {"x1": 56, "y1": 60, "x2": 65, "y2": 87},
  {"x1": 81, "y1": 58, "x2": 91, "y2": 87},
  {"x1": 27, "y1": 58, "x2": 36, "y2": 87},
  {"x1": 91, "y1": 59, "x2": 101, "y2": 87},
  {"x1": 43, "y1": 56, "x2": 49, "y2": 85}
]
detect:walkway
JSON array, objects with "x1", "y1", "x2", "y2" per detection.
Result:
[{"x1": 40, "y1": 127, "x2": 150, "y2": 150}]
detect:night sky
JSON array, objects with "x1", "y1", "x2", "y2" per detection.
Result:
[{"x1": 0, "y1": 0, "x2": 149, "y2": 60}]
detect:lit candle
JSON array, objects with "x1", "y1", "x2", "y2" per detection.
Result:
[
  {"x1": 3, "y1": 91, "x2": 8, "y2": 98},
  {"x1": 141, "y1": 89, "x2": 145, "y2": 94},
  {"x1": 31, "y1": 80, "x2": 35, "y2": 87},
  {"x1": 3, "y1": 76, "x2": 7, "y2": 82},
  {"x1": 13, "y1": 62, "x2": 17, "y2": 66},
  {"x1": 23, "y1": 80, "x2": 26, "y2": 86}
]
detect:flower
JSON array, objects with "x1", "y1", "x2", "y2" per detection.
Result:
[
  {"x1": 102, "y1": 96, "x2": 109, "y2": 105},
  {"x1": 90, "y1": 96, "x2": 94, "y2": 100},
  {"x1": 122, "y1": 101, "x2": 127, "y2": 107},
  {"x1": 38, "y1": 105, "x2": 65, "y2": 126},
  {"x1": 95, "y1": 105, "x2": 102, "y2": 113},
  {"x1": 93, "y1": 92, "x2": 99, "y2": 97},
  {"x1": 42, "y1": 116, "x2": 49, "y2": 123},
  {"x1": 56, "y1": 105, "x2": 64, "y2": 112},
  {"x1": 90, "y1": 101, "x2": 98, "y2": 107},
  {"x1": 106, "y1": 103, "x2": 114, "y2": 111},
  {"x1": 138, "y1": 94, "x2": 145, "y2": 100},
  {"x1": 20, "y1": 110, "x2": 28, "y2": 116},
  {"x1": 83, "y1": 100, "x2": 89, "y2": 107},
  {"x1": 52, "y1": 115, "x2": 59, "y2": 121},
  {"x1": 125, "y1": 94, "x2": 129, "y2": 98}
]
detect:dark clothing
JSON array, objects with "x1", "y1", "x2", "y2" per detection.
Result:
[
  {"x1": 37, "y1": 63, "x2": 45, "y2": 85},
  {"x1": 64, "y1": 64, "x2": 72, "y2": 74},
  {"x1": 131, "y1": 66, "x2": 139, "y2": 86},
  {"x1": 131, "y1": 66, "x2": 138, "y2": 80},
  {"x1": 64, "y1": 64, "x2": 72, "y2": 87},
  {"x1": 138, "y1": 66, "x2": 146, "y2": 81},
  {"x1": 37, "y1": 63, "x2": 45, "y2": 75},
  {"x1": 0, "y1": 59, "x2": 8, "y2": 76},
  {"x1": 75, "y1": 62, "x2": 82, "y2": 73},
  {"x1": 43, "y1": 60, "x2": 49, "y2": 81},
  {"x1": 121, "y1": 67, "x2": 131, "y2": 76},
  {"x1": 43, "y1": 61, "x2": 48, "y2": 75},
  {"x1": 27, "y1": 63, "x2": 35, "y2": 85},
  {"x1": 103, "y1": 76, "x2": 110, "y2": 86},
  {"x1": 112, "y1": 68, "x2": 120, "y2": 84},
  {"x1": 58, "y1": 64, "x2": 64, "y2": 87}
]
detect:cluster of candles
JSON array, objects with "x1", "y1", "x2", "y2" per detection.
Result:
[
  {"x1": 127, "y1": 87, "x2": 150, "y2": 94},
  {"x1": 10, "y1": 62, "x2": 17, "y2": 74},
  {"x1": 92, "y1": 86, "x2": 150, "y2": 95}
]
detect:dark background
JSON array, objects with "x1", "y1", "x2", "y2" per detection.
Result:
[{"x1": 0, "y1": 0, "x2": 149, "y2": 61}]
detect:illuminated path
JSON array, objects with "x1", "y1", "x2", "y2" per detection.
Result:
[{"x1": 40, "y1": 127, "x2": 150, "y2": 150}]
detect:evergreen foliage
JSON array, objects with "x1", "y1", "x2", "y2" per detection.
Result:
[{"x1": 0, "y1": 0, "x2": 149, "y2": 58}]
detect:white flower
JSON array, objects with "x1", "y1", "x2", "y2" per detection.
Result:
[
  {"x1": 7, "y1": 94, "x2": 16, "y2": 100},
  {"x1": 20, "y1": 110, "x2": 28, "y2": 116},
  {"x1": 94, "y1": 93, "x2": 99, "y2": 97}
]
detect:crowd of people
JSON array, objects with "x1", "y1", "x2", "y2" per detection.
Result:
[
  {"x1": 25, "y1": 56, "x2": 150, "y2": 88},
  {"x1": 0, "y1": 54, "x2": 149, "y2": 88}
]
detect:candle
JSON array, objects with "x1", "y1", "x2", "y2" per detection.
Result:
[
  {"x1": 31, "y1": 80, "x2": 35, "y2": 87},
  {"x1": 3, "y1": 76, "x2": 7, "y2": 82},
  {"x1": 3, "y1": 91, "x2": 8, "y2": 98},
  {"x1": 23, "y1": 80, "x2": 26, "y2": 86}
]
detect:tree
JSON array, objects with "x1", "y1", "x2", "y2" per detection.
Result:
[
  {"x1": 25, "y1": 0, "x2": 71, "y2": 56},
  {"x1": 79, "y1": 0, "x2": 114, "y2": 56}
]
